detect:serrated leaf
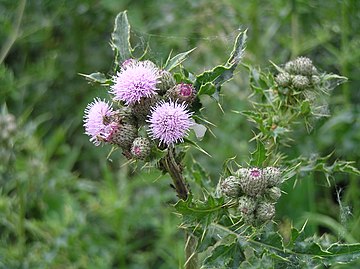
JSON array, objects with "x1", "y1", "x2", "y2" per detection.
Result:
[
  {"x1": 203, "y1": 235, "x2": 244, "y2": 269},
  {"x1": 164, "y1": 48, "x2": 196, "y2": 71},
  {"x1": 198, "y1": 82, "x2": 216, "y2": 96},
  {"x1": 111, "y1": 11, "x2": 132, "y2": 64},
  {"x1": 195, "y1": 66, "x2": 227, "y2": 86},
  {"x1": 79, "y1": 72, "x2": 109, "y2": 84},
  {"x1": 324, "y1": 243, "x2": 360, "y2": 265},
  {"x1": 174, "y1": 195, "x2": 226, "y2": 227}
]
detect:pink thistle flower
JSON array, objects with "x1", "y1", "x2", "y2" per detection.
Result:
[
  {"x1": 110, "y1": 60, "x2": 160, "y2": 105},
  {"x1": 147, "y1": 101, "x2": 193, "y2": 146},
  {"x1": 83, "y1": 98, "x2": 118, "y2": 146}
]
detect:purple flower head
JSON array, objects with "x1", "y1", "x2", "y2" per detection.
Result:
[
  {"x1": 250, "y1": 168, "x2": 261, "y2": 178},
  {"x1": 83, "y1": 98, "x2": 118, "y2": 146},
  {"x1": 147, "y1": 100, "x2": 193, "y2": 146},
  {"x1": 110, "y1": 60, "x2": 160, "y2": 105}
]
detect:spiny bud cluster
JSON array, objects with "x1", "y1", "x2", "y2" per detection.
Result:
[
  {"x1": 83, "y1": 58, "x2": 198, "y2": 161},
  {"x1": 275, "y1": 56, "x2": 320, "y2": 91},
  {"x1": 218, "y1": 166, "x2": 283, "y2": 226}
]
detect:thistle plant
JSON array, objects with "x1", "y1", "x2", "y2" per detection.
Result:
[{"x1": 82, "y1": 11, "x2": 360, "y2": 269}]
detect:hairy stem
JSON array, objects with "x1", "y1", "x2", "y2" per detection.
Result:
[
  {"x1": 162, "y1": 146, "x2": 189, "y2": 200},
  {"x1": 161, "y1": 147, "x2": 198, "y2": 269}
]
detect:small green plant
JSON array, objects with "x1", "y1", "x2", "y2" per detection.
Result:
[{"x1": 82, "y1": 11, "x2": 360, "y2": 269}]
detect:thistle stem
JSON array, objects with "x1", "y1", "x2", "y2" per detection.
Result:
[{"x1": 161, "y1": 147, "x2": 198, "y2": 269}]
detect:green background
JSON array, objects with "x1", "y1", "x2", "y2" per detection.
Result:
[{"x1": 0, "y1": 0, "x2": 359, "y2": 268}]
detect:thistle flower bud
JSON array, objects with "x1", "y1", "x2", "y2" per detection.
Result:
[
  {"x1": 111, "y1": 123, "x2": 138, "y2": 150},
  {"x1": 263, "y1": 167, "x2": 282, "y2": 187},
  {"x1": 238, "y1": 168, "x2": 267, "y2": 197},
  {"x1": 284, "y1": 61, "x2": 295, "y2": 74},
  {"x1": 235, "y1": 168, "x2": 248, "y2": 178},
  {"x1": 293, "y1": 56, "x2": 314, "y2": 76},
  {"x1": 238, "y1": 196, "x2": 257, "y2": 216},
  {"x1": 275, "y1": 72, "x2": 291, "y2": 87},
  {"x1": 165, "y1": 83, "x2": 196, "y2": 104},
  {"x1": 157, "y1": 70, "x2": 176, "y2": 95},
  {"x1": 131, "y1": 137, "x2": 151, "y2": 160},
  {"x1": 292, "y1": 75, "x2": 310, "y2": 90},
  {"x1": 256, "y1": 201, "x2": 275, "y2": 222},
  {"x1": 219, "y1": 176, "x2": 241, "y2": 198},
  {"x1": 265, "y1": 186, "x2": 282, "y2": 201}
]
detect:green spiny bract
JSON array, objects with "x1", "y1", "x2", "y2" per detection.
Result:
[
  {"x1": 131, "y1": 137, "x2": 151, "y2": 160},
  {"x1": 218, "y1": 176, "x2": 241, "y2": 198},
  {"x1": 111, "y1": 122, "x2": 138, "y2": 150},
  {"x1": 131, "y1": 96, "x2": 159, "y2": 125},
  {"x1": 108, "y1": 106, "x2": 137, "y2": 126}
]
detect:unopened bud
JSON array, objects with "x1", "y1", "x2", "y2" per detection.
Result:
[
  {"x1": 293, "y1": 57, "x2": 314, "y2": 76},
  {"x1": 165, "y1": 83, "x2": 196, "y2": 104},
  {"x1": 263, "y1": 167, "x2": 282, "y2": 187},
  {"x1": 157, "y1": 70, "x2": 176, "y2": 95},
  {"x1": 275, "y1": 72, "x2": 291, "y2": 87},
  {"x1": 284, "y1": 60, "x2": 295, "y2": 74},
  {"x1": 265, "y1": 186, "x2": 282, "y2": 201},
  {"x1": 111, "y1": 123, "x2": 138, "y2": 150},
  {"x1": 238, "y1": 196, "x2": 257, "y2": 216},
  {"x1": 292, "y1": 75, "x2": 310, "y2": 90},
  {"x1": 219, "y1": 176, "x2": 241, "y2": 198},
  {"x1": 131, "y1": 137, "x2": 151, "y2": 160},
  {"x1": 256, "y1": 201, "x2": 275, "y2": 222}
]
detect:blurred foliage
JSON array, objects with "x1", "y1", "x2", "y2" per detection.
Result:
[{"x1": 0, "y1": 0, "x2": 359, "y2": 268}]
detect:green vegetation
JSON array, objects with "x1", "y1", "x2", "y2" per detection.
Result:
[{"x1": 0, "y1": 1, "x2": 359, "y2": 268}]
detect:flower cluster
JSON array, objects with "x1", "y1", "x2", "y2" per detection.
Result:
[
  {"x1": 217, "y1": 167, "x2": 282, "y2": 226},
  {"x1": 83, "y1": 59, "x2": 197, "y2": 160},
  {"x1": 275, "y1": 56, "x2": 319, "y2": 91}
]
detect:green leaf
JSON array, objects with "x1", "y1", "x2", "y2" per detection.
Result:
[
  {"x1": 250, "y1": 140, "x2": 266, "y2": 166},
  {"x1": 79, "y1": 72, "x2": 109, "y2": 84},
  {"x1": 203, "y1": 235, "x2": 244, "y2": 269},
  {"x1": 198, "y1": 82, "x2": 216, "y2": 96},
  {"x1": 111, "y1": 11, "x2": 132, "y2": 64},
  {"x1": 301, "y1": 100, "x2": 311, "y2": 115},
  {"x1": 324, "y1": 243, "x2": 360, "y2": 265},
  {"x1": 174, "y1": 195, "x2": 227, "y2": 227},
  {"x1": 164, "y1": 48, "x2": 196, "y2": 71},
  {"x1": 195, "y1": 66, "x2": 227, "y2": 86}
]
